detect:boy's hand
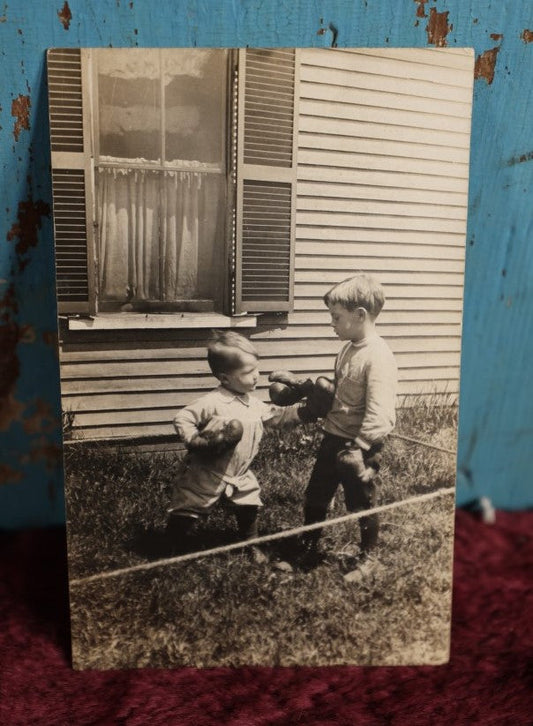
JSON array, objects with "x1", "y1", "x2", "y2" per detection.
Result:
[
  {"x1": 336, "y1": 446, "x2": 375, "y2": 483},
  {"x1": 189, "y1": 418, "x2": 243, "y2": 458}
]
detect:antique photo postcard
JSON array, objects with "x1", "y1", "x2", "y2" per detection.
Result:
[{"x1": 48, "y1": 46, "x2": 474, "y2": 669}]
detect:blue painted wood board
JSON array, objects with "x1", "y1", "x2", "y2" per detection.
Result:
[{"x1": 1, "y1": 0, "x2": 532, "y2": 528}]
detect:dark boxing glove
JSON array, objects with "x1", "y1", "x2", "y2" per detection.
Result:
[
  {"x1": 297, "y1": 376, "x2": 335, "y2": 423},
  {"x1": 268, "y1": 370, "x2": 315, "y2": 406},
  {"x1": 189, "y1": 418, "x2": 244, "y2": 458}
]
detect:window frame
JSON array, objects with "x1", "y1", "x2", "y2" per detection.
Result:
[{"x1": 49, "y1": 47, "x2": 298, "y2": 322}]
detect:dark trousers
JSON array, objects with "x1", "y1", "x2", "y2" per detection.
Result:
[{"x1": 304, "y1": 433, "x2": 383, "y2": 553}]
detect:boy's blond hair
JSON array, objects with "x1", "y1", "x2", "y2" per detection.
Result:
[
  {"x1": 324, "y1": 273, "x2": 385, "y2": 317},
  {"x1": 207, "y1": 330, "x2": 258, "y2": 377}
]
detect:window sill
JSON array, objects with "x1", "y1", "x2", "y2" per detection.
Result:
[{"x1": 67, "y1": 312, "x2": 258, "y2": 331}]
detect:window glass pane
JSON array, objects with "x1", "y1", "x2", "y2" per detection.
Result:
[
  {"x1": 97, "y1": 49, "x2": 161, "y2": 162},
  {"x1": 164, "y1": 49, "x2": 227, "y2": 166}
]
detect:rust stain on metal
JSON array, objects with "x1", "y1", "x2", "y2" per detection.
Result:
[
  {"x1": 0, "y1": 464, "x2": 23, "y2": 485},
  {"x1": 7, "y1": 197, "x2": 50, "y2": 257},
  {"x1": 521, "y1": 29, "x2": 533, "y2": 43},
  {"x1": 474, "y1": 47, "x2": 500, "y2": 85},
  {"x1": 11, "y1": 94, "x2": 31, "y2": 141},
  {"x1": 426, "y1": 7, "x2": 452, "y2": 47},
  {"x1": 57, "y1": 1, "x2": 72, "y2": 30},
  {"x1": 414, "y1": 0, "x2": 428, "y2": 18},
  {"x1": 490, "y1": 33, "x2": 503, "y2": 41}
]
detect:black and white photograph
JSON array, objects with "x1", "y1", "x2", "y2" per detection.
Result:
[{"x1": 48, "y1": 46, "x2": 474, "y2": 669}]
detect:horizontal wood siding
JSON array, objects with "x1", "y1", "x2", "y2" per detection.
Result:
[
  {"x1": 60, "y1": 47, "x2": 473, "y2": 441},
  {"x1": 293, "y1": 46, "x2": 472, "y2": 409}
]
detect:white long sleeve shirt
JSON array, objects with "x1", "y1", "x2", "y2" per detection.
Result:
[
  {"x1": 171, "y1": 386, "x2": 300, "y2": 513},
  {"x1": 323, "y1": 333, "x2": 397, "y2": 450}
]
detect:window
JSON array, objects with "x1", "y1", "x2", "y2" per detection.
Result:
[
  {"x1": 48, "y1": 48, "x2": 297, "y2": 318},
  {"x1": 96, "y1": 49, "x2": 228, "y2": 312}
]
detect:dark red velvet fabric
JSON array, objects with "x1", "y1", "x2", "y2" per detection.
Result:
[{"x1": 1, "y1": 510, "x2": 531, "y2": 725}]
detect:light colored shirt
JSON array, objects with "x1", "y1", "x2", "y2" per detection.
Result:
[
  {"x1": 171, "y1": 386, "x2": 300, "y2": 514},
  {"x1": 323, "y1": 333, "x2": 397, "y2": 449}
]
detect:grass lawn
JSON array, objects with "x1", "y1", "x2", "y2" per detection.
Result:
[{"x1": 65, "y1": 403, "x2": 457, "y2": 669}]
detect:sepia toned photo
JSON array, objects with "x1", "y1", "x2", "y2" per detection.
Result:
[{"x1": 48, "y1": 46, "x2": 474, "y2": 669}]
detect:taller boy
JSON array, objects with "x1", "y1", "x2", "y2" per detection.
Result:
[{"x1": 303, "y1": 273, "x2": 397, "y2": 569}]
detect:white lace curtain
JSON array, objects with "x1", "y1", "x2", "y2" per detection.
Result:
[{"x1": 97, "y1": 166, "x2": 222, "y2": 303}]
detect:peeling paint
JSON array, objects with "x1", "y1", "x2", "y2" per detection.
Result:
[
  {"x1": 0, "y1": 288, "x2": 20, "y2": 433},
  {"x1": 328, "y1": 23, "x2": 338, "y2": 48},
  {"x1": 506, "y1": 151, "x2": 533, "y2": 166},
  {"x1": 426, "y1": 8, "x2": 452, "y2": 47},
  {"x1": 474, "y1": 46, "x2": 500, "y2": 85},
  {"x1": 490, "y1": 33, "x2": 503, "y2": 41},
  {"x1": 0, "y1": 464, "x2": 23, "y2": 485},
  {"x1": 28, "y1": 439, "x2": 62, "y2": 471},
  {"x1": 414, "y1": 0, "x2": 427, "y2": 19},
  {"x1": 58, "y1": 1, "x2": 72, "y2": 30},
  {"x1": 11, "y1": 94, "x2": 30, "y2": 141},
  {"x1": 43, "y1": 330, "x2": 59, "y2": 358},
  {"x1": 1, "y1": 198, "x2": 50, "y2": 440},
  {"x1": 0, "y1": 392, "x2": 25, "y2": 431},
  {"x1": 521, "y1": 29, "x2": 533, "y2": 43},
  {"x1": 7, "y1": 197, "x2": 50, "y2": 257},
  {"x1": 0, "y1": 287, "x2": 27, "y2": 432},
  {"x1": 23, "y1": 399, "x2": 59, "y2": 436}
]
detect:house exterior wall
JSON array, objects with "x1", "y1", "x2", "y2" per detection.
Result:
[{"x1": 59, "y1": 47, "x2": 473, "y2": 441}]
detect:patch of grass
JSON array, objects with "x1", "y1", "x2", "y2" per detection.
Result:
[{"x1": 65, "y1": 403, "x2": 458, "y2": 669}]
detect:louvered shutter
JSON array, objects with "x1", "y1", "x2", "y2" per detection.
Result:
[
  {"x1": 233, "y1": 49, "x2": 298, "y2": 313},
  {"x1": 47, "y1": 48, "x2": 95, "y2": 314}
]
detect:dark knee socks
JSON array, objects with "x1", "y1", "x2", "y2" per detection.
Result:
[
  {"x1": 234, "y1": 505, "x2": 259, "y2": 540},
  {"x1": 305, "y1": 503, "x2": 379, "y2": 553},
  {"x1": 165, "y1": 512, "x2": 195, "y2": 551},
  {"x1": 360, "y1": 514, "x2": 379, "y2": 554}
]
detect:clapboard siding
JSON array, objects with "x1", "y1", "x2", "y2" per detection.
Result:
[
  {"x1": 297, "y1": 198, "x2": 467, "y2": 220},
  {"x1": 296, "y1": 297, "x2": 463, "y2": 311},
  {"x1": 59, "y1": 47, "x2": 472, "y2": 440},
  {"x1": 71, "y1": 377, "x2": 460, "y2": 424},
  {"x1": 297, "y1": 181, "x2": 466, "y2": 207}
]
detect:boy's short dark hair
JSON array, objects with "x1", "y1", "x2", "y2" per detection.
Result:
[
  {"x1": 207, "y1": 330, "x2": 259, "y2": 377},
  {"x1": 324, "y1": 273, "x2": 385, "y2": 317}
]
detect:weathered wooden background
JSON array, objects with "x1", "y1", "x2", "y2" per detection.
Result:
[{"x1": 1, "y1": 0, "x2": 532, "y2": 527}]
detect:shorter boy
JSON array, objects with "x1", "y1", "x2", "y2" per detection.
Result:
[
  {"x1": 167, "y1": 331, "x2": 307, "y2": 553},
  {"x1": 301, "y1": 274, "x2": 397, "y2": 574}
]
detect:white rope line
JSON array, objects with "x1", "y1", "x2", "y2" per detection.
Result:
[
  {"x1": 390, "y1": 432, "x2": 456, "y2": 456},
  {"x1": 70, "y1": 486, "x2": 455, "y2": 587}
]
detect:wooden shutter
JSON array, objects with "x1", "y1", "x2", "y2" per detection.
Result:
[
  {"x1": 233, "y1": 48, "x2": 298, "y2": 313},
  {"x1": 47, "y1": 48, "x2": 95, "y2": 314}
]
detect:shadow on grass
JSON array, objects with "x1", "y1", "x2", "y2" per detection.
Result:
[{"x1": 127, "y1": 522, "x2": 248, "y2": 562}]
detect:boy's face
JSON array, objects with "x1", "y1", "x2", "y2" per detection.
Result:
[
  {"x1": 220, "y1": 352, "x2": 260, "y2": 395},
  {"x1": 328, "y1": 302, "x2": 365, "y2": 341}
]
